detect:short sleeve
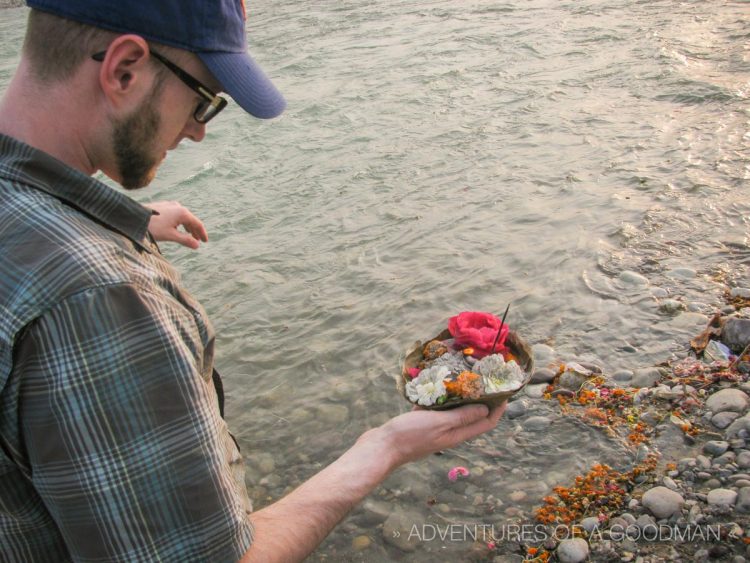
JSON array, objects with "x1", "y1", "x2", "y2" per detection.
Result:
[{"x1": 14, "y1": 283, "x2": 253, "y2": 562}]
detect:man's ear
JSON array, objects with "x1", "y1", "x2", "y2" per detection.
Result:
[{"x1": 96, "y1": 34, "x2": 154, "y2": 110}]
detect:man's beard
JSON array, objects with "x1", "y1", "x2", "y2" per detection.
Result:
[{"x1": 112, "y1": 96, "x2": 162, "y2": 190}]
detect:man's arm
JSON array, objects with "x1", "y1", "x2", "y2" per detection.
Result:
[{"x1": 242, "y1": 403, "x2": 505, "y2": 562}]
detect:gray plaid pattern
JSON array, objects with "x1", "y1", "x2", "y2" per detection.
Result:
[{"x1": 0, "y1": 135, "x2": 253, "y2": 562}]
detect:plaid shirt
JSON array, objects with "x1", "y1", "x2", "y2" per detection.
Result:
[{"x1": 0, "y1": 134, "x2": 254, "y2": 562}]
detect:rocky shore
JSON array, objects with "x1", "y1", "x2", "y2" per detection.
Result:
[{"x1": 484, "y1": 289, "x2": 750, "y2": 562}]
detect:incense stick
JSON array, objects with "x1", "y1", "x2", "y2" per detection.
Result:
[{"x1": 491, "y1": 303, "x2": 510, "y2": 354}]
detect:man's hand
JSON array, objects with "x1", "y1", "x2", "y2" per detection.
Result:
[
  {"x1": 146, "y1": 201, "x2": 208, "y2": 249},
  {"x1": 371, "y1": 402, "x2": 507, "y2": 469}
]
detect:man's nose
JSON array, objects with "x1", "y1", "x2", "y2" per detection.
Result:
[{"x1": 181, "y1": 117, "x2": 206, "y2": 143}]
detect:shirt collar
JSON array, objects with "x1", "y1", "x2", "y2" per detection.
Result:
[{"x1": 0, "y1": 133, "x2": 154, "y2": 251}]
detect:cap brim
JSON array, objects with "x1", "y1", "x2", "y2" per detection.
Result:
[{"x1": 199, "y1": 51, "x2": 286, "y2": 119}]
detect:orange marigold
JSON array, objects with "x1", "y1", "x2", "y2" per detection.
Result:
[{"x1": 445, "y1": 371, "x2": 482, "y2": 399}]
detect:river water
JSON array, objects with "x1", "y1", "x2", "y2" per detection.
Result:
[{"x1": 1, "y1": 1, "x2": 749, "y2": 560}]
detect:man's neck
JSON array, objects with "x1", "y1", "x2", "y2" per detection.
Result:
[{"x1": 0, "y1": 58, "x2": 100, "y2": 176}]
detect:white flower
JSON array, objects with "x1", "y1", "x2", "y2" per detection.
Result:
[
  {"x1": 475, "y1": 355, "x2": 525, "y2": 394},
  {"x1": 406, "y1": 365, "x2": 449, "y2": 406}
]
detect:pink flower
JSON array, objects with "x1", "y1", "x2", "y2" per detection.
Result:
[
  {"x1": 407, "y1": 367, "x2": 422, "y2": 379},
  {"x1": 448, "y1": 312, "x2": 508, "y2": 359},
  {"x1": 487, "y1": 541, "x2": 496, "y2": 550},
  {"x1": 447, "y1": 466, "x2": 470, "y2": 481}
]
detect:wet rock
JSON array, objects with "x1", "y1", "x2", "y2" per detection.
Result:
[
  {"x1": 713, "y1": 451, "x2": 737, "y2": 466},
  {"x1": 613, "y1": 369, "x2": 634, "y2": 383},
  {"x1": 696, "y1": 455, "x2": 712, "y2": 470},
  {"x1": 651, "y1": 287, "x2": 669, "y2": 298},
  {"x1": 704, "y1": 441, "x2": 730, "y2": 457},
  {"x1": 659, "y1": 299, "x2": 685, "y2": 314},
  {"x1": 524, "y1": 384, "x2": 547, "y2": 399},
  {"x1": 713, "y1": 412, "x2": 742, "y2": 429},
  {"x1": 731, "y1": 288, "x2": 750, "y2": 299},
  {"x1": 254, "y1": 453, "x2": 275, "y2": 475},
  {"x1": 639, "y1": 410, "x2": 661, "y2": 426},
  {"x1": 505, "y1": 399, "x2": 528, "y2": 419},
  {"x1": 726, "y1": 415, "x2": 750, "y2": 438},
  {"x1": 315, "y1": 404, "x2": 350, "y2": 425},
  {"x1": 382, "y1": 510, "x2": 420, "y2": 552},
  {"x1": 662, "y1": 476, "x2": 678, "y2": 490},
  {"x1": 630, "y1": 367, "x2": 662, "y2": 389},
  {"x1": 722, "y1": 318, "x2": 750, "y2": 354},
  {"x1": 577, "y1": 361, "x2": 603, "y2": 374},
  {"x1": 523, "y1": 416, "x2": 552, "y2": 431},
  {"x1": 620, "y1": 271, "x2": 649, "y2": 286},
  {"x1": 706, "y1": 388, "x2": 749, "y2": 414},
  {"x1": 707, "y1": 488, "x2": 738, "y2": 506},
  {"x1": 736, "y1": 487, "x2": 750, "y2": 513},
  {"x1": 531, "y1": 344, "x2": 555, "y2": 365},
  {"x1": 530, "y1": 367, "x2": 557, "y2": 384},
  {"x1": 641, "y1": 486, "x2": 684, "y2": 519},
  {"x1": 558, "y1": 370, "x2": 588, "y2": 391},
  {"x1": 352, "y1": 535, "x2": 371, "y2": 551},
  {"x1": 635, "y1": 514, "x2": 656, "y2": 530},
  {"x1": 556, "y1": 538, "x2": 589, "y2": 563},
  {"x1": 667, "y1": 267, "x2": 696, "y2": 280},
  {"x1": 580, "y1": 516, "x2": 600, "y2": 533},
  {"x1": 737, "y1": 451, "x2": 750, "y2": 469}
]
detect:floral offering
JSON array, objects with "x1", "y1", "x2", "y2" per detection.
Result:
[{"x1": 401, "y1": 311, "x2": 533, "y2": 409}]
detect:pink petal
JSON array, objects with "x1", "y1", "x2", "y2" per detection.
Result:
[
  {"x1": 407, "y1": 367, "x2": 421, "y2": 379},
  {"x1": 447, "y1": 466, "x2": 470, "y2": 481}
]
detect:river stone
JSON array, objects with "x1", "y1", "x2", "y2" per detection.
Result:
[
  {"x1": 523, "y1": 416, "x2": 552, "y2": 431},
  {"x1": 726, "y1": 414, "x2": 750, "y2": 438},
  {"x1": 530, "y1": 367, "x2": 557, "y2": 384},
  {"x1": 382, "y1": 510, "x2": 420, "y2": 552},
  {"x1": 620, "y1": 270, "x2": 649, "y2": 286},
  {"x1": 707, "y1": 488, "x2": 738, "y2": 507},
  {"x1": 738, "y1": 451, "x2": 750, "y2": 469},
  {"x1": 713, "y1": 412, "x2": 742, "y2": 430},
  {"x1": 613, "y1": 369, "x2": 634, "y2": 382},
  {"x1": 531, "y1": 343, "x2": 555, "y2": 364},
  {"x1": 659, "y1": 299, "x2": 685, "y2": 314},
  {"x1": 525, "y1": 383, "x2": 547, "y2": 398},
  {"x1": 254, "y1": 453, "x2": 275, "y2": 475},
  {"x1": 580, "y1": 516, "x2": 600, "y2": 533},
  {"x1": 706, "y1": 389, "x2": 750, "y2": 414},
  {"x1": 651, "y1": 287, "x2": 669, "y2": 298},
  {"x1": 505, "y1": 399, "x2": 528, "y2": 419},
  {"x1": 667, "y1": 267, "x2": 696, "y2": 280},
  {"x1": 556, "y1": 538, "x2": 589, "y2": 563},
  {"x1": 731, "y1": 288, "x2": 750, "y2": 299},
  {"x1": 704, "y1": 441, "x2": 730, "y2": 456},
  {"x1": 737, "y1": 488, "x2": 750, "y2": 513},
  {"x1": 642, "y1": 486, "x2": 684, "y2": 519},
  {"x1": 352, "y1": 535, "x2": 371, "y2": 551},
  {"x1": 630, "y1": 367, "x2": 662, "y2": 389},
  {"x1": 558, "y1": 370, "x2": 588, "y2": 391},
  {"x1": 713, "y1": 451, "x2": 737, "y2": 466},
  {"x1": 315, "y1": 404, "x2": 350, "y2": 425},
  {"x1": 722, "y1": 318, "x2": 750, "y2": 353}
]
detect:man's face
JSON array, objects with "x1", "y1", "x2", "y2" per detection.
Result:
[
  {"x1": 109, "y1": 52, "x2": 215, "y2": 190},
  {"x1": 112, "y1": 89, "x2": 162, "y2": 190}
]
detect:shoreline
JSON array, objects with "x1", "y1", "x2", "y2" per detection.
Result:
[{"x1": 488, "y1": 287, "x2": 750, "y2": 562}]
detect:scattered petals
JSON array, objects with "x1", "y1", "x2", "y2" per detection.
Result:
[{"x1": 447, "y1": 466, "x2": 470, "y2": 481}]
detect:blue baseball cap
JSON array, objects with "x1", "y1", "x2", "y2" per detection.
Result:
[{"x1": 26, "y1": 0, "x2": 286, "y2": 119}]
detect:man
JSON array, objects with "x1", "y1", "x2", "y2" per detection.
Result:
[{"x1": 0, "y1": 1, "x2": 506, "y2": 561}]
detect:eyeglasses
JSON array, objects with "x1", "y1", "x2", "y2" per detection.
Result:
[{"x1": 92, "y1": 50, "x2": 228, "y2": 124}]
